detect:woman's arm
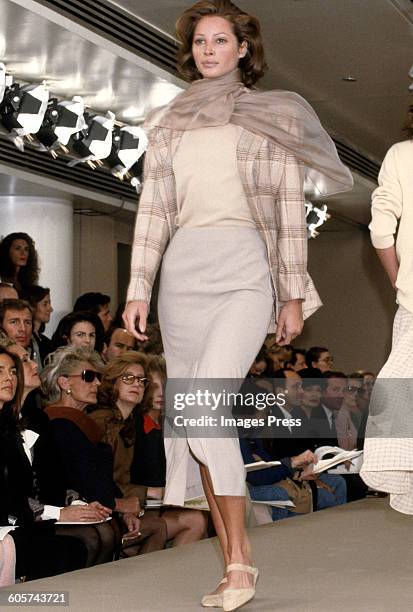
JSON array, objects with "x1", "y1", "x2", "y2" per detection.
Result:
[
  {"x1": 272, "y1": 148, "x2": 307, "y2": 344},
  {"x1": 124, "y1": 129, "x2": 173, "y2": 339}
]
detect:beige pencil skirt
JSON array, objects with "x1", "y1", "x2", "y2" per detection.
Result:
[{"x1": 158, "y1": 226, "x2": 274, "y2": 506}]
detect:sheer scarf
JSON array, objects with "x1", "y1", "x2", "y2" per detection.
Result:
[{"x1": 145, "y1": 69, "x2": 353, "y2": 197}]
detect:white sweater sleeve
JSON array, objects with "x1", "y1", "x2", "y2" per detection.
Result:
[{"x1": 369, "y1": 145, "x2": 403, "y2": 249}]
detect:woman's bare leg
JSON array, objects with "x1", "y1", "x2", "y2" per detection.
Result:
[{"x1": 200, "y1": 465, "x2": 253, "y2": 591}]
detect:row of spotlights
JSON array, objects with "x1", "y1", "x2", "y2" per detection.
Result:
[{"x1": 0, "y1": 63, "x2": 147, "y2": 192}]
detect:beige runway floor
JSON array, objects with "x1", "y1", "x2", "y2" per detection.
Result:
[{"x1": 2, "y1": 498, "x2": 412, "y2": 611}]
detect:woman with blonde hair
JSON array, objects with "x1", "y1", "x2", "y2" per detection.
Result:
[
  {"x1": 40, "y1": 346, "x2": 142, "y2": 551},
  {"x1": 123, "y1": 1, "x2": 352, "y2": 608}
]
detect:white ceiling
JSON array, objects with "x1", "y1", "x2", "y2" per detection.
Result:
[{"x1": 0, "y1": 0, "x2": 412, "y2": 224}]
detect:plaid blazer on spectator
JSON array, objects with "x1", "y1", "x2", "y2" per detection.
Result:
[{"x1": 127, "y1": 127, "x2": 322, "y2": 333}]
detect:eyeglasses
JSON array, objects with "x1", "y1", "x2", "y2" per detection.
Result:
[
  {"x1": 69, "y1": 370, "x2": 102, "y2": 383},
  {"x1": 121, "y1": 374, "x2": 147, "y2": 387}
]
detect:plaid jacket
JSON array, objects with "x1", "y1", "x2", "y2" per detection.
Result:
[{"x1": 127, "y1": 127, "x2": 322, "y2": 333}]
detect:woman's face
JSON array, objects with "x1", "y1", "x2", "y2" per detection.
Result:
[
  {"x1": 62, "y1": 362, "x2": 101, "y2": 406},
  {"x1": 9, "y1": 239, "x2": 30, "y2": 268},
  {"x1": 35, "y1": 294, "x2": 53, "y2": 324},
  {"x1": 150, "y1": 372, "x2": 164, "y2": 412},
  {"x1": 68, "y1": 321, "x2": 96, "y2": 350},
  {"x1": 192, "y1": 16, "x2": 247, "y2": 80},
  {"x1": 7, "y1": 344, "x2": 40, "y2": 392},
  {"x1": 115, "y1": 363, "x2": 146, "y2": 406},
  {"x1": 0, "y1": 354, "x2": 18, "y2": 407}
]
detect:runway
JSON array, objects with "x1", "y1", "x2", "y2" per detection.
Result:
[{"x1": 3, "y1": 498, "x2": 412, "y2": 611}]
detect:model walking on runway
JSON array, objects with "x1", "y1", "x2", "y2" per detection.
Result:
[
  {"x1": 124, "y1": 1, "x2": 353, "y2": 609},
  {"x1": 360, "y1": 106, "x2": 413, "y2": 515}
]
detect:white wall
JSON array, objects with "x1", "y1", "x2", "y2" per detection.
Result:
[
  {"x1": 0, "y1": 195, "x2": 73, "y2": 333},
  {"x1": 299, "y1": 225, "x2": 396, "y2": 374}
]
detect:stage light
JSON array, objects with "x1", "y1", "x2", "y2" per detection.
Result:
[
  {"x1": 305, "y1": 201, "x2": 330, "y2": 239},
  {"x1": 36, "y1": 95, "x2": 86, "y2": 155},
  {"x1": 0, "y1": 81, "x2": 49, "y2": 136},
  {"x1": 68, "y1": 110, "x2": 115, "y2": 168},
  {"x1": 106, "y1": 125, "x2": 147, "y2": 188}
]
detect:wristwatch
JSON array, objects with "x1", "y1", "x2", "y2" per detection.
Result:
[{"x1": 138, "y1": 509, "x2": 145, "y2": 518}]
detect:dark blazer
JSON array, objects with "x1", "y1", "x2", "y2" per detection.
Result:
[
  {"x1": 130, "y1": 413, "x2": 166, "y2": 488},
  {"x1": 47, "y1": 415, "x2": 118, "y2": 508},
  {"x1": 239, "y1": 436, "x2": 293, "y2": 487}
]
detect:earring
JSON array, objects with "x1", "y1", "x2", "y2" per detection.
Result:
[{"x1": 65, "y1": 389, "x2": 72, "y2": 395}]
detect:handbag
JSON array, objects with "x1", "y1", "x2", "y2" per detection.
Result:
[{"x1": 275, "y1": 478, "x2": 313, "y2": 514}]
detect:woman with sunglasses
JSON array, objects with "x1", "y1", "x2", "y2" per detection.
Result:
[
  {"x1": 40, "y1": 346, "x2": 142, "y2": 549},
  {"x1": 89, "y1": 352, "x2": 167, "y2": 555}
]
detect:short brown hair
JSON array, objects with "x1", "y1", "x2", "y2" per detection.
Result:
[
  {"x1": 403, "y1": 104, "x2": 413, "y2": 139},
  {"x1": 176, "y1": 0, "x2": 267, "y2": 87},
  {"x1": 0, "y1": 299, "x2": 32, "y2": 328},
  {"x1": 98, "y1": 351, "x2": 148, "y2": 407}
]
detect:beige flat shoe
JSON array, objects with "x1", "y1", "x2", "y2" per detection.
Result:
[
  {"x1": 222, "y1": 564, "x2": 257, "y2": 612},
  {"x1": 201, "y1": 577, "x2": 227, "y2": 608}
]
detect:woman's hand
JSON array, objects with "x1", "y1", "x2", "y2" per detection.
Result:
[
  {"x1": 59, "y1": 502, "x2": 111, "y2": 522},
  {"x1": 122, "y1": 300, "x2": 149, "y2": 341},
  {"x1": 122, "y1": 513, "x2": 141, "y2": 539},
  {"x1": 275, "y1": 300, "x2": 304, "y2": 345}
]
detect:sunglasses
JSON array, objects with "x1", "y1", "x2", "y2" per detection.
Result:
[
  {"x1": 69, "y1": 370, "x2": 102, "y2": 383},
  {"x1": 121, "y1": 374, "x2": 147, "y2": 387}
]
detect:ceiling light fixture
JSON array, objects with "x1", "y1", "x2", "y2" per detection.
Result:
[
  {"x1": 36, "y1": 95, "x2": 87, "y2": 156},
  {"x1": 68, "y1": 110, "x2": 115, "y2": 168},
  {"x1": 342, "y1": 75, "x2": 357, "y2": 82},
  {"x1": 107, "y1": 125, "x2": 147, "y2": 190},
  {"x1": 305, "y1": 201, "x2": 330, "y2": 239},
  {"x1": 0, "y1": 80, "x2": 49, "y2": 148}
]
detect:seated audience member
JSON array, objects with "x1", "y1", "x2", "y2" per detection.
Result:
[
  {"x1": 0, "y1": 283, "x2": 19, "y2": 302},
  {"x1": 0, "y1": 535, "x2": 16, "y2": 587},
  {"x1": 0, "y1": 334, "x2": 115, "y2": 566},
  {"x1": 73, "y1": 292, "x2": 113, "y2": 333},
  {"x1": 40, "y1": 347, "x2": 142, "y2": 546},
  {"x1": 89, "y1": 352, "x2": 167, "y2": 555},
  {"x1": 0, "y1": 332, "x2": 42, "y2": 417},
  {"x1": 335, "y1": 376, "x2": 363, "y2": 450},
  {"x1": 265, "y1": 341, "x2": 292, "y2": 374},
  {"x1": 305, "y1": 346, "x2": 333, "y2": 372},
  {"x1": 0, "y1": 346, "x2": 88, "y2": 580},
  {"x1": 266, "y1": 370, "x2": 347, "y2": 511},
  {"x1": 0, "y1": 299, "x2": 41, "y2": 369},
  {"x1": 247, "y1": 348, "x2": 267, "y2": 377},
  {"x1": 131, "y1": 356, "x2": 207, "y2": 545},
  {"x1": 319, "y1": 371, "x2": 367, "y2": 501},
  {"x1": 286, "y1": 348, "x2": 307, "y2": 372},
  {"x1": 0, "y1": 232, "x2": 39, "y2": 294},
  {"x1": 23, "y1": 286, "x2": 53, "y2": 364},
  {"x1": 104, "y1": 325, "x2": 136, "y2": 362},
  {"x1": 51, "y1": 311, "x2": 105, "y2": 354},
  {"x1": 241, "y1": 436, "x2": 315, "y2": 521}
]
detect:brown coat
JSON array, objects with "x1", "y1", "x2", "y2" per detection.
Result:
[{"x1": 89, "y1": 405, "x2": 146, "y2": 505}]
